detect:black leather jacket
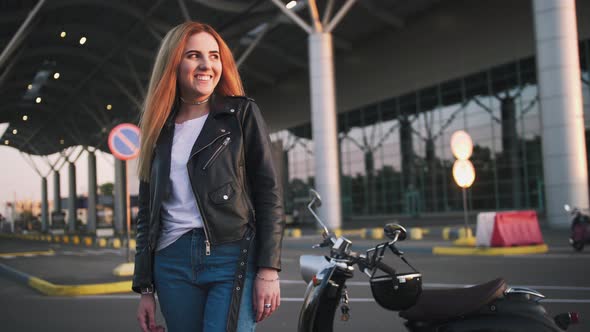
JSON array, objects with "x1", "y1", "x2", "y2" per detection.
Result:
[{"x1": 132, "y1": 95, "x2": 284, "y2": 293}]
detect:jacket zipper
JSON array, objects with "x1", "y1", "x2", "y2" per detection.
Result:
[
  {"x1": 188, "y1": 132, "x2": 230, "y2": 161},
  {"x1": 186, "y1": 132, "x2": 230, "y2": 256},
  {"x1": 202, "y1": 137, "x2": 231, "y2": 170},
  {"x1": 187, "y1": 168, "x2": 212, "y2": 255}
]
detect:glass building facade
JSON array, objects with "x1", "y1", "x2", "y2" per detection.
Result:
[{"x1": 271, "y1": 39, "x2": 590, "y2": 219}]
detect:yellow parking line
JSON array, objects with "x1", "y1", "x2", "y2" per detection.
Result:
[
  {"x1": 28, "y1": 277, "x2": 132, "y2": 296},
  {"x1": 0, "y1": 250, "x2": 55, "y2": 258},
  {"x1": 433, "y1": 244, "x2": 549, "y2": 256}
]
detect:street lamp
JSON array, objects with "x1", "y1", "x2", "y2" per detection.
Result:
[{"x1": 450, "y1": 130, "x2": 476, "y2": 245}]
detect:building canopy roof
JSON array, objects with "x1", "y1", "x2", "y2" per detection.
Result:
[{"x1": 0, "y1": 0, "x2": 440, "y2": 155}]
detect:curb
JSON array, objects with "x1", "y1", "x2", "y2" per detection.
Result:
[
  {"x1": 360, "y1": 227, "x2": 427, "y2": 240},
  {"x1": 0, "y1": 262, "x2": 133, "y2": 296},
  {"x1": 0, "y1": 233, "x2": 136, "y2": 250},
  {"x1": 284, "y1": 228, "x2": 302, "y2": 238},
  {"x1": 432, "y1": 244, "x2": 549, "y2": 256},
  {"x1": 442, "y1": 227, "x2": 474, "y2": 240},
  {"x1": 286, "y1": 227, "x2": 429, "y2": 240}
]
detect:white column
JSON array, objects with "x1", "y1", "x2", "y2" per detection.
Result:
[
  {"x1": 308, "y1": 33, "x2": 342, "y2": 230},
  {"x1": 533, "y1": 0, "x2": 589, "y2": 228}
]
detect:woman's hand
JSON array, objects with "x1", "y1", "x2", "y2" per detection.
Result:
[
  {"x1": 137, "y1": 294, "x2": 165, "y2": 332},
  {"x1": 253, "y1": 267, "x2": 281, "y2": 322}
]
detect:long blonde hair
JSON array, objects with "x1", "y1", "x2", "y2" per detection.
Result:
[{"x1": 137, "y1": 22, "x2": 245, "y2": 181}]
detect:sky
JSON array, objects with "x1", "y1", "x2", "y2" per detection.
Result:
[{"x1": 0, "y1": 130, "x2": 139, "y2": 210}]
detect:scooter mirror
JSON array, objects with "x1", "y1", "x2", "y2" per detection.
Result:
[
  {"x1": 309, "y1": 189, "x2": 322, "y2": 208},
  {"x1": 307, "y1": 188, "x2": 330, "y2": 238},
  {"x1": 384, "y1": 223, "x2": 407, "y2": 241},
  {"x1": 564, "y1": 204, "x2": 571, "y2": 212}
]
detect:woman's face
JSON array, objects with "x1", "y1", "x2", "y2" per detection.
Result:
[{"x1": 177, "y1": 32, "x2": 222, "y2": 101}]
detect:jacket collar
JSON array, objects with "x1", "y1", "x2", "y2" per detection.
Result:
[
  {"x1": 165, "y1": 94, "x2": 237, "y2": 125},
  {"x1": 209, "y1": 94, "x2": 240, "y2": 118},
  {"x1": 188, "y1": 94, "x2": 234, "y2": 157},
  {"x1": 158, "y1": 94, "x2": 236, "y2": 154}
]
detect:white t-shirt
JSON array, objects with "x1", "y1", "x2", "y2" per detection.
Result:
[{"x1": 157, "y1": 113, "x2": 208, "y2": 251}]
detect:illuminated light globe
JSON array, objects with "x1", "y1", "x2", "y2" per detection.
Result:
[
  {"x1": 450, "y1": 130, "x2": 473, "y2": 160},
  {"x1": 452, "y1": 159, "x2": 476, "y2": 188}
]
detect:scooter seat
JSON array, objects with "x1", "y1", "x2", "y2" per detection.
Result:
[{"x1": 399, "y1": 278, "x2": 507, "y2": 322}]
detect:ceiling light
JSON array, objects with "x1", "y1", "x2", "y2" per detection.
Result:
[
  {"x1": 60, "y1": 31, "x2": 66, "y2": 38},
  {"x1": 106, "y1": 104, "x2": 112, "y2": 110},
  {"x1": 22, "y1": 115, "x2": 28, "y2": 121},
  {"x1": 27, "y1": 84, "x2": 33, "y2": 90},
  {"x1": 35, "y1": 97, "x2": 42, "y2": 104},
  {"x1": 4, "y1": 140, "x2": 9, "y2": 145},
  {"x1": 286, "y1": 1, "x2": 297, "y2": 9},
  {"x1": 79, "y1": 37, "x2": 87, "y2": 45},
  {"x1": 12, "y1": 129, "x2": 17, "y2": 135},
  {"x1": 53, "y1": 72, "x2": 60, "y2": 79}
]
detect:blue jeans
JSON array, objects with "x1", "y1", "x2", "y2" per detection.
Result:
[{"x1": 154, "y1": 229, "x2": 256, "y2": 332}]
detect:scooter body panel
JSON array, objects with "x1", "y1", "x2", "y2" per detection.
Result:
[
  {"x1": 405, "y1": 294, "x2": 565, "y2": 332},
  {"x1": 298, "y1": 265, "x2": 344, "y2": 332}
]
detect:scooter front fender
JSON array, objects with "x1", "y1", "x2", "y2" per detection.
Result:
[{"x1": 298, "y1": 263, "x2": 345, "y2": 332}]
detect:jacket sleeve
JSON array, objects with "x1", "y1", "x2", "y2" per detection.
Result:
[
  {"x1": 241, "y1": 100, "x2": 285, "y2": 271},
  {"x1": 132, "y1": 179, "x2": 153, "y2": 293}
]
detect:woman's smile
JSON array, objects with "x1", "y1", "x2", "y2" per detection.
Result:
[{"x1": 178, "y1": 32, "x2": 222, "y2": 101}]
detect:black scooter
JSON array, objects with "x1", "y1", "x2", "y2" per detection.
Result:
[
  {"x1": 565, "y1": 204, "x2": 590, "y2": 252},
  {"x1": 298, "y1": 189, "x2": 579, "y2": 332}
]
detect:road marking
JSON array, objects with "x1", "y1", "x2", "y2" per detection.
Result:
[
  {"x1": 279, "y1": 280, "x2": 590, "y2": 291},
  {"x1": 0, "y1": 250, "x2": 54, "y2": 258},
  {"x1": 283, "y1": 297, "x2": 590, "y2": 304},
  {"x1": 0, "y1": 248, "x2": 128, "y2": 260},
  {"x1": 49, "y1": 295, "x2": 590, "y2": 304},
  {"x1": 504, "y1": 253, "x2": 590, "y2": 259},
  {"x1": 423, "y1": 283, "x2": 590, "y2": 291}
]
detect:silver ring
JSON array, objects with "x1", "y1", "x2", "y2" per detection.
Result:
[{"x1": 264, "y1": 303, "x2": 271, "y2": 309}]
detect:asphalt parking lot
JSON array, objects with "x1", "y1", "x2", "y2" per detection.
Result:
[{"x1": 1, "y1": 230, "x2": 588, "y2": 331}]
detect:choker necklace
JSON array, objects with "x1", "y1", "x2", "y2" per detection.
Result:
[{"x1": 180, "y1": 96, "x2": 210, "y2": 105}]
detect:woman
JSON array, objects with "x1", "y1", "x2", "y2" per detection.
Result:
[{"x1": 133, "y1": 21, "x2": 284, "y2": 332}]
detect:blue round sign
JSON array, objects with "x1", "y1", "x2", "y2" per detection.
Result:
[{"x1": 108, "y1": 123, "x2": 141, "y2": 160}]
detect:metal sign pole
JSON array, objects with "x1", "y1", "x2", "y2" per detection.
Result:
[
  {"x1": 462, "y1": 187, "x2": 469, "y2": 235},
  {"x1": 125, "y1": 160, "x2": 131, "y2": 263}
]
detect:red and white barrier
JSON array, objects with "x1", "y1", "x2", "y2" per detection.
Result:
[
  {"x1": 476, "y1": 210, "x2": 544, "y2": 247},
  {"x1": 475, "y1": 212, "x2": 496, "y2": 247}
]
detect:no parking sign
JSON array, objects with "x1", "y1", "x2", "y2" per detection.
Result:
[
  {"x1": 108, "y1": 123, "x2": 141, "y2": 263},
  {"x1": 108, "y1": 123, "x2": 141, "y2": 160}
]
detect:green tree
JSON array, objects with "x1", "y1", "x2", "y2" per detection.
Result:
[{"x1": 99, "y1": 182, "x2": 114, "y2": 196}]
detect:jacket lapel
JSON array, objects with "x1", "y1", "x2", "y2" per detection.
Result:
[{"x1": 188, "y1": 95, "x2": 234, "y2": 158}]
